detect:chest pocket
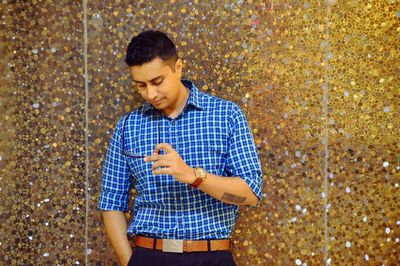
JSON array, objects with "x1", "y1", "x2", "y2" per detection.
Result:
[
  {"x1": 125, "y1": 145, "x2": 152, "y2": 189},
  {"x1": 179, "y1": 140, "x2": 228, "y2": 176},
  {"x1": 126, "y1": 144, "x2": 176, "y2": 194}
]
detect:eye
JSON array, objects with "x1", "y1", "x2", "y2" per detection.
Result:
[{"x1": 154, "y1": 79, "x2": 163, "y2": 86}]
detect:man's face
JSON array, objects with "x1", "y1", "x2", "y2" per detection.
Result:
[{"x1": 130, "y1": 57, "x2": 183, "y2": 112}]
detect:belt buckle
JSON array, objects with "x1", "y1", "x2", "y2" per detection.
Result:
[{"x1": 162, "y1": 239, "x2": 184, "y2": 253}]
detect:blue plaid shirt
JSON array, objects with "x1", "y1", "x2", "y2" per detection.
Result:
[{"x1": 98, "y1": 80, "x2": 263, "y2": 240}]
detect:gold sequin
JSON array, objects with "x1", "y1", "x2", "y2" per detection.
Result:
[{"x1": 1, "y1": 0, "x2": 398, "y2": 265}]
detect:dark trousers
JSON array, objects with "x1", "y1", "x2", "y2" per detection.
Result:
[{"x1": 127, "y1": 246, "x2": 237, "y2": 266}]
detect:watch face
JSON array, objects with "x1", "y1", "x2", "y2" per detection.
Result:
[{"x1": 195, "y1": 167, "x2": 206, "y2": 179}]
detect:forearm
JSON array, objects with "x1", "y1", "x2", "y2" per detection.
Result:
[
  {"x1": 145, "y1": 146, "x2": 260, "y2": 206},
  {"x1": 103, "y1": 211, "x2": 132, "y2": 266},
  {"x1": 197, "y1": 172, "x2": 259, "y2": 206}
]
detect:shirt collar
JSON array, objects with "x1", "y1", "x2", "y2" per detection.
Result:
[{"x1": 141, "y1": 79, "x2": 204, "y2": 114}]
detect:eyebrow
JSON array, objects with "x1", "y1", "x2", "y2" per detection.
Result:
[{"x1": 132, "y1": 76, "x2": 163, "y2": 84}]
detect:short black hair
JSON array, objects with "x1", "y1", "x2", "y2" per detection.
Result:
[{"x1": 125, "y1": 30, "x2": 178, "y2": 68}]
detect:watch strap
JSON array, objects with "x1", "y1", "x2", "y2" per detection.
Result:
[
  {"x1": 190, "y1": 177, "x2": 204, "y2": 188},
  {"x1": 190, "y1": 167, "x2": 206, "y2": 189}
]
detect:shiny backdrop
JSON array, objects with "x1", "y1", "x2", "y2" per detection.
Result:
[{"x1": 1, "y1": 0, "x2": 399, "y2": 265}]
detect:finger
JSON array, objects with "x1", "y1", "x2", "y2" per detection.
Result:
[
  {"x1": 144, "y1": 153, "x2": 170, "y2": 162},
  {"x1": 144, "y1": 153, "x2": 161, "y2": 162},
  {"x1": 153, "y1": 166, "x2": 172, "y2": 175},
  {"x1": 153, "y1": 143, "x2": 175, "y2": 154},
  {"x1": 152, "y1": 159, "x2": 171, "y2": 171}
]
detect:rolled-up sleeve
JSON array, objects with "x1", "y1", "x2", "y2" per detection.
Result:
[
  {"x1": 98, "y1": 115, "x2": 132, "y2": 212},
  {"x1": 225, "y1": 104, "x2": 264, "y2": 203}
]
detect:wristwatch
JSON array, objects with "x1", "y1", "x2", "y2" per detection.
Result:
[{"x1": 190, "y1": 167, "x2": 207, "y2": 188}]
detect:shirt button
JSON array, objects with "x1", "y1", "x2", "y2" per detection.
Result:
[{"x1": 176, "y1": 194, "x2": 181, "y2": 201}]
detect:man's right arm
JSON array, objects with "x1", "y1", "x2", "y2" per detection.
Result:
[
  {"x1": 103, "y1": 211, "x2": 132, "y2": 266},
  {"x1": 98, "y1": 115, "x2": 134, "y2": 265}
]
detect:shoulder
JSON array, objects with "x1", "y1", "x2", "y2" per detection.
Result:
[
  {"x1": 199, "y1": 91, "x2": 242, "y2": 115},
  {"x1": 113, "y1": 104, "x2": 150, "y2": 131},
  {"x1": 124, "y1": 104, "x2": 152, "y2": 121},
  {"x1": 198, "y1": 91, "x2": 249, "y2": 129}
]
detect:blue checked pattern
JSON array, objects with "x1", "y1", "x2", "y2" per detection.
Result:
[{"x1": 98, "y1": 80, "x2": 263, "y2": 240}]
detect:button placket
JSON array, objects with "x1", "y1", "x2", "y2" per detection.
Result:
[{"x1": 170, "y1": 118, "x2": 182, "y2": 235}]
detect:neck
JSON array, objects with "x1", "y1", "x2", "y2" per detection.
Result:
[{"x1": 164, "y1": 82, "x2": 190, "y2": 119}]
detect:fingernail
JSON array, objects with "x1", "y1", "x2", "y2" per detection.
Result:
[{"x1": 143, "y1": 157, "x2": 147, "y2": 162}]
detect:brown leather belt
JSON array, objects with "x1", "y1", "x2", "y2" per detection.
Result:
[{"x1": 135, "y1": 236, "x2": 231, "y2": 253}]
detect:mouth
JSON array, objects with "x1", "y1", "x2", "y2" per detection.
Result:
[{"x1": 152, "y1": 98, "x2": 164, "y2": 105}]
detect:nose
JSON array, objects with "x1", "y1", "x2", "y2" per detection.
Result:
[{"x1": 146, "y1": 85, "x2": 158, "y2": 100}]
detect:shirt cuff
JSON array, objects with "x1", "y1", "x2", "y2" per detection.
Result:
[
  {"x1": 240, "y1": 172, "x2": 264, "y2": 204},
  {"x1": 97, "y1": 191, "x2": 129, "y2": 212}
]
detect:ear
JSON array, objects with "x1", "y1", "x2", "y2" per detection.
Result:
[{"x1": 175, "y1": 58, "x2": 183, "y2": 77}]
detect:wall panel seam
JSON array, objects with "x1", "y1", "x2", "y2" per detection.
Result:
[{"x1": 83, "y1": 0, "x2": 89, "y2": 265}]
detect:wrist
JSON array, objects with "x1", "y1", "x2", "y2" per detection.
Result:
[
  {"x1": 189, "y1": 167, "x2": 208, "y2": 189},
  {"x1": 185, "y1": 166, "x2": 196, "y2": 184}
]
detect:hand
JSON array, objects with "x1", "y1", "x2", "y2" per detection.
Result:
[{"x1": 144, "y1": 143, "x2": 196, "y2": 184}]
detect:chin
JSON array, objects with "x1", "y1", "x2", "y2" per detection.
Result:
[{"x1": 152, "y1": 103, "x2": 165, "y2": 110}]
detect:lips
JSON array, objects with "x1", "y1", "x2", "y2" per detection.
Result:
[{"x1": 152, "y1": 98, "x2": 164, "y2": 105}]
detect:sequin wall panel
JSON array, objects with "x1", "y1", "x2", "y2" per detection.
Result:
[
  {"x1": 87, "y1": 1, "x2": 327, "y2": 265},
  {"x1": 1, "y1": 2, "x2": 87, "y2": 265},
  {"x1": 326, "y1": 1, "x2": 399, "y2": 265},
  {"x1": 1, "y1": 0, "x2": 399, "y2": 266}
]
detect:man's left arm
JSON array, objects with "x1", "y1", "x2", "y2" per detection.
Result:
[
  {"x1": 193, "y1": 104, "x2": 263, "y2": 206},
  {"x1": 146, "y1": 104, "x2": 263, "y2": 207},
  {"x1": 148, "y1": 150, "x2": 260, "y2": 206},
  {"x1": 196, "y1": 172, "x2": 260, "y2": 206}
]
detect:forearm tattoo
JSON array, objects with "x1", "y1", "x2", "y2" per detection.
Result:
[{"x1": 221, "y1": 193, "x2": 246, "y2": 204}]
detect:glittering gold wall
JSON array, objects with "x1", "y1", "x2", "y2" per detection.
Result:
[{"x1": 1, "y1": 0, "x2": 399, "y2": 265}]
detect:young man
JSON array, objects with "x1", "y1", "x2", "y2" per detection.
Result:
[{"x1": 98, "y1": 30, "x2": 263, "y2": 266}]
